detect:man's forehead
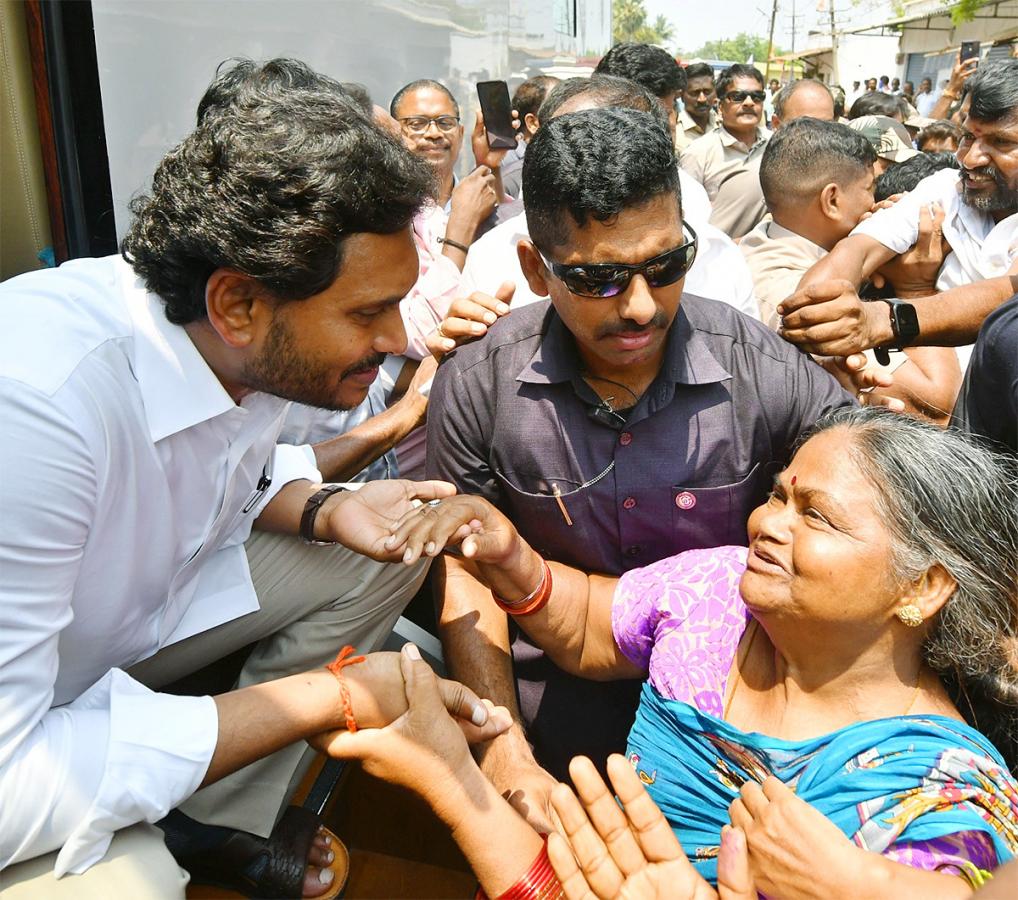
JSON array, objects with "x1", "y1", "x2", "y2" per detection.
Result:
[
  {"x1": 397, "y1": 87, "x2": 455, "y2": 115},
  {"x1": 729, "y1": 76, "x2": 762, "y2": 91},
  {"x1": 686, "y1": 76, "x2": 714, "y2": 91},
  {"x1": 963, "y1": 111, "x2": 1018, "y2": 137}
]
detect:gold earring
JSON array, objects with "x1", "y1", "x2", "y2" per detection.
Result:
[{"x1": 896, "y1": 604, "x2": 924, "y2": 627}]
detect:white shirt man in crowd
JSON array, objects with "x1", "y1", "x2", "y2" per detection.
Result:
[{"x1": 0, "y1": 59, "x2": 507, "y2": 898}]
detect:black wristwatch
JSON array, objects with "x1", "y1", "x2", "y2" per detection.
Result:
[
  {"x1": 874, "y1": 298, "x2": 920, "y2": 365},
  {"x1": 300, "y1": 485, "x2": 347, "y2": 545}
]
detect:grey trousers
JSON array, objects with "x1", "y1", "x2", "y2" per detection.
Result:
[{"x1": 1, "y1": 531, "x2": 428, "y2": 897}]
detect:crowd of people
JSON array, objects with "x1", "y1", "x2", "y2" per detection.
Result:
[{"x1": 1, "y1": 39, "x2": 1017, "y2": 900}]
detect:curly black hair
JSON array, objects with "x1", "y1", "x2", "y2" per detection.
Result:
[
  {"x1": 594, "y1": 42, "x2": 685, "y2": 99},
  {"x1": 122, "y1": 58, "x2": 435, "y2": 325}
]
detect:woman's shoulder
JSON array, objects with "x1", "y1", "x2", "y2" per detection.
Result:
[{"x1": 619, "y1": 546, "x2": 749, "y2": 602}]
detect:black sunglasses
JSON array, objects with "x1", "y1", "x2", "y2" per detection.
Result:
[
  {"x1": 724, "y1": 90, "x2": 766, "y2": 104},
  {"x1": 538, "y1": 224, "x2": 698, "y2": 299}
]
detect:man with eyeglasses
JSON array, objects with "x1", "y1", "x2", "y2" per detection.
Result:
[
  {"x1": 679, "y1": 63, "x2": 770, "y2": 203},
  {"x1": 426, "y1": 108, "x2": 853, "y2": 829}
]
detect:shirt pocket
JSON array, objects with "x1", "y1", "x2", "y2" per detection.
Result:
[
  {"x1": 495, "y1": 464, "x2": 613, "y2": 569},
  {"x1": 670, "y1": 461, "x2": 776, "y2": 551}
]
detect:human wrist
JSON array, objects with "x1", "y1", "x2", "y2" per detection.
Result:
[
  {"x1": 314, "y1": 489, "x2": 350, "y2": 542},
  {"x1": 477, "y1": 725, "x2": 536, "y2": 782}
]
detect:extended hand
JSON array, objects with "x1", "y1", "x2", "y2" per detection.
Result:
[
  {"x1": 871, "y1": 202, "x2": 948, "y2": 296},
  {"x1": 822, "y1": 354, "x2": 905, "y2": 411},
  {"x1": 320, "y1": 479, "x2": 456, "y2": 559},
  {"x1": 310, "y1": 644, "x2": 513, "y2": 799},
  {"x1": 779, "y1": 280, "x2": 893, "y2": 356},
  {"x1": 426, "y1": 282, "x2": 515, "y2": 357},
  {"x1": 384, "y1": 493, "x2": 520, "y2": 565},
  {"x1": 471, "y1": 107, "x2": 522, "y2": 170},
  {"x1": 448, "y1": 165, "x2": 499, "y2": 235}
]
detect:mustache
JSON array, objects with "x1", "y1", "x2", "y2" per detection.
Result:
[
  {"x1": 596, "y1": 310, "x2": 669, "y2": 340},
  {"x1": 964, "y1": 165, "x2": 1004, "y2": 182},
  {"x1": 341, "y1": 352, "x2": 386, "y2": 379}
]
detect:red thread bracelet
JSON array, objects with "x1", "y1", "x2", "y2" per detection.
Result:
[
  {"x1": 491, "y1": 560, "x2": 553, "y2": 617},
  {"x1": 326, "y1": 645, "x2": 366, "y2": 733}
]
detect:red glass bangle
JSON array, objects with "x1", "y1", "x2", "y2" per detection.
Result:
[
  {"x1": 326, "y1": 645, "x2": 366, "y2": 732},
  {"x1": 491, "y1": 560, "x2": 553, "y2": 617},
  {"x1": 474, "y1": 836, "x2": 563, "y2": 900}
]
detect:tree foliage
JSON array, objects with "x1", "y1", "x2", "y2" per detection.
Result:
[
  {"x1": 612, "y1": 0, "x2": 674, "y2": 45},
  {"x1": 687, "y1": 32, "x2": 786, "y2": 64}
]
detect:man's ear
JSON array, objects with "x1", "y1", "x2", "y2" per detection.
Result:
[
  {"x1": 818, "y1": 182, "x2": 841, "y2": 221},
  {"x1": 524, "y1": 112, "x2": 540, "y2": 137},
  {"x1": 517, "y1": 240, "x2": 551, "y2": 297},
  {"x1": 205, "y1": 269, "x2": 269, "y2": 349},
  {"x1": 771, "y1": 114, "x2": 781, "y2": 130}
]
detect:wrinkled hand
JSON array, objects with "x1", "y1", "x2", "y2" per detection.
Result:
[
  {"x1": 496, "y1": 759, "x2": 559, "y2": 834},
  {"x1": 310, "y1": 644, "x2": 513, "y2": 809},
  {"x1": 384, "y1": 493, "x2": 520, "y2": 565},
  {"x1": 472, "y1": 107, "x2": 522, "y2": 170},
  {"x1": 871, "y1": 202, "x2": 948, "y2": 296},
  {"x1": 449, "y1": 165, "x2": 499, "y2": 233},
  {"x1": 425, "y1": 282, "x2": 515, "y2": 357},
  {"x1": 728, "y1": 777, "x2": 863, "y2": 900},
  {"x1": 779, "y1": 280, "x2": 893, "y2": 356},
  {"x1": 320, "y1": 479, "x2": 456, "y2": 559}
]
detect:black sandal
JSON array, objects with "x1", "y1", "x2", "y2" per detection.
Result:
[{"x1": 157, "y1": 806, "x2": 349, "y2": 898}]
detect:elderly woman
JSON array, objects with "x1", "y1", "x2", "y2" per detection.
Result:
[{"x1": 366, "y1": 407, "x2": 1018, "y2": 897}]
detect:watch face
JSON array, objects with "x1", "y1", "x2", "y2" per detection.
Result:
[{"x1": 893, "y1": 302, "x2": 921, "y2": 344}]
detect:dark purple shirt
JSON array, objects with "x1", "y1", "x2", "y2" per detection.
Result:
[{"x1": 426, "y1": 296, "x2": 854, "y2": 778}]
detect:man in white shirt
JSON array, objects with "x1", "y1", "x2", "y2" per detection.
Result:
[
  {"x1": 779, "y1": 60, "x2": 1018, "y2": 362},
  {"x1": 0, "y1": 59, "x2": 507, "y2": 898},
  {"x1": 460, "y1": 75, "x2": 760, "y2": 322}
]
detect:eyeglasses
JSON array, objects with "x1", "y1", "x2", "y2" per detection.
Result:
[
  {"x1": 723, "y1": 90, "x2": 766, "y2": 104},
  {"x1": 538, "y1": 224, "x2": 698, "y2": 299},
  {"x1": 398, "y1": 115, "x2": 460, "y2": 135}
]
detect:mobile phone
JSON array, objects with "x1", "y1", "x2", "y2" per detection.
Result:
[
  {"x1": 476, "y1": 80, "x2": 516, "y2": 150},
  {"x1": 960, "y1": 41, "x2": 980, "y2": 63}
]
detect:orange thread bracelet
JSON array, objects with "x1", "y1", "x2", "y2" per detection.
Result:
[
  {"x1": 491, "y1": 560, "x2": 553, "y2": 617},
  {"x1": 326, "y1": 645, "x2": 366, "y2": 733}
]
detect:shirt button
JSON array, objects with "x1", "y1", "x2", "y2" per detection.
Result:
[
  {"x1": 623, "y1": 497, "x2": 637, "y2": 510},
  {"x1": 676, "y1": 491, "x2": 697, "y2": 510},
  {"x1": 625, "y1": 545, "x2": 641, "y2": 558},
  {"x1": 619, "y1": 432, "x2": 633, "y2": 446}
]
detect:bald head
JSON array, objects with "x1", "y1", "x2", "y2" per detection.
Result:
[{"x1": 772, "y1": 79, "x2": 834, "y2": 128}]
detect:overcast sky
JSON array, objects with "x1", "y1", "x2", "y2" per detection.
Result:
[{"x1": 643, "y1": 0, "x2": 896, "y2": 55}]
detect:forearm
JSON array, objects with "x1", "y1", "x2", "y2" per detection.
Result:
[
  {"x1": 928, "y1": 92, "x2": 957, "y2": 121},
  {"x1": 443, "y1": 211, "x2": 480, "y2": 271},
  {"x1": 252, "y1": 478, "x2": 317, "y2": 535},
  {"x1": 902, "y1": 275, "x2": 1018, "y2": 346},
  {"x1": 203, "y1": 668, "x2": 343, "y2": 786},
  {"x1": 797, "y1": 235, "x2": 895, "y2": 292},
  {"x1": 437, "y1": 762, "x2": 546, "y2": 897},
  {"x1": 859, "y1": 850, "x2": 973, "y2": 900},
  {"x1": 873, "y1": 348, "x2": 961, "y2": 424},
  {"x1": 311, "y1": 393, "x2": 426, "y2": 482}
]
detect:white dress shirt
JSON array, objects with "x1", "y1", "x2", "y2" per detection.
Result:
[
  {"x1": 0, "y1": 256, "x2": 321, "y2": 875},
  {"x1": 460, "y1": 181, "x2": 760, "y2": 322},
  {"x1": 852, "y1": 168, "x2": 1018, "y2": 368}
]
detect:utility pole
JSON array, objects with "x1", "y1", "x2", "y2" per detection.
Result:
[
  {"x1": 790, "y1": 0, "x2": 796, "y2": 53},
  {"x1": 828, "y1": 0, "x2": 841, "y2": 85},
  {"x1": 765, "y1": 0, "x2": 779, "y2": 82}
]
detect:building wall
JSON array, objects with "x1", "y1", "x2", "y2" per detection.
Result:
[{"x1": 91, "y1": 0, "x2": 611, "y2": 238}]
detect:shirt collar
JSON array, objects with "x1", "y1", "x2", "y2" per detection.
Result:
[
  {"x1": 124, "y1": 265, "x2": 237, "y2": 443},
  {"x1": 719, "y1": 124, "x2": 768, "y2": 152},
  {"x1": 766, "y1": 221, "x2": 827, "y2": 258},
  {"x1": 517, "y1": 301, "x2": 731, "y2": 387},
  {"x1": 680, "y1": 108, "x2": 716, "y2": 134}
]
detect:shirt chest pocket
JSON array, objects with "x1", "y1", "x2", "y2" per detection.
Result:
[
  {"x1": 495, "y1": 465, "x2": 614, "y2": 569},
  {"x1": 669, "y1": 462, "x2": 776, "y2": 552}
]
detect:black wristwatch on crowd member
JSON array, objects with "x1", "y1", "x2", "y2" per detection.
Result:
[
  {"x1": 300, "y1": 484, "x2": 348, "y2": 545},
  {"x1": 873, "y1": 298, "x2": 920, "y2": 366}
]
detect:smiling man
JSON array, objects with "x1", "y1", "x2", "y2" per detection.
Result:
[
  {"x1": 679, "y1": 63, "x2": 770, "y2": 202},
  {"x1": 781, "y1": 59, "x2": 1018, "y2": 361},
  {"x1": 0, "y1": 59, "x2": 456, "y2": 897},
  {"x1": 426, "y1": 107, "x2": 853, "y2": 817}
]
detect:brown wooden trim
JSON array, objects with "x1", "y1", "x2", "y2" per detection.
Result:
[{"x1": 23, "y1": 0, "x2": 68, "y2": 264}]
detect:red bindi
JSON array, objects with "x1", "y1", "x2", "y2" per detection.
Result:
[{"x1": 791, "y1": 475, "x2": 797, "y2": 486}]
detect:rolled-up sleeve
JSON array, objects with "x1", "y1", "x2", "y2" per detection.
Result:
[{"x1": 0, "y1": 382, "x2": 219, "y2": 875}]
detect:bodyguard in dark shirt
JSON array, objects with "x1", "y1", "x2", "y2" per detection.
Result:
[{"x1": 426, "y1": 109, "x2": 853, "y2": 813}]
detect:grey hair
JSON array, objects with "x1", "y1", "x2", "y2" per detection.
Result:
[
  {"x1": 803, "y1": 407, "x2": 1018, "y2": 770},
  {"x1": 772, "y1": 79, "x2": 832, "y2": 121}
]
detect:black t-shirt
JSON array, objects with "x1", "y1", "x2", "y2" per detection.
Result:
[{"x1": 951, "y1": 294, "x2": 1018, "y2": 455}]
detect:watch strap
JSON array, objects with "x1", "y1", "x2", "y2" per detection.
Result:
[{"x1": 300, "y1": 485, "x2": 347, "y2": 544}]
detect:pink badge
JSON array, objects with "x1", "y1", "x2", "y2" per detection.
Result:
[{"x1": 675, "y1": 491, "x2": 697, "y2": 510}]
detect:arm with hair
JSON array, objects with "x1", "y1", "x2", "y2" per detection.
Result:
[{"x1": 866, "y1": 347, "x2": 962, "y2": 424}]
